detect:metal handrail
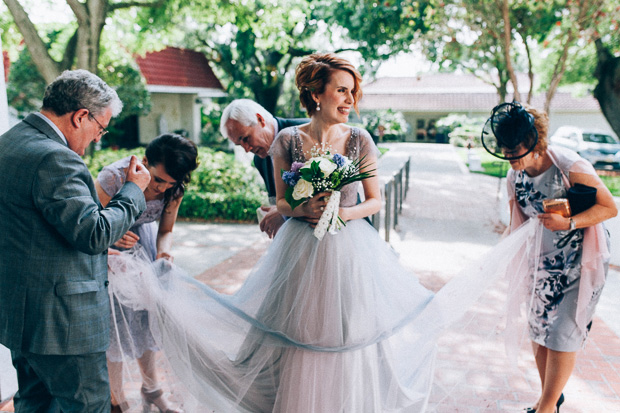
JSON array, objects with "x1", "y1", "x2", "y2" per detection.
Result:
[{"x1": 371, "y1": 157, "x2": 411, "y2": 242}]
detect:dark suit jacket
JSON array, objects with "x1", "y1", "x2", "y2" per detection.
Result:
[
  {"x1": 253, "y1": 117, "x2": 307, "y2": 198},
  {"x1": 0, "y1": 114, "x2": 146, "y2": 355}
]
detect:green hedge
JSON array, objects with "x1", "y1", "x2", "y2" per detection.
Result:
[{"x1": 85, "y1": 147, "x2": 265, "y2": 222}]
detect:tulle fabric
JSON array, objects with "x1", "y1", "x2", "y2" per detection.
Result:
[{"x1": 108, "y1": 214, "x2": 548, "y2": 412}]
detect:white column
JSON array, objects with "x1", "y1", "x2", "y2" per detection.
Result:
[{"x1": 0, "y1": 37, "x2": 18, "y2": 401}]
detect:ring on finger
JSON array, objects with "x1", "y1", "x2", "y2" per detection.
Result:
[{"x1": 320, "y1": 206, "x2": 324, "y2": 211}]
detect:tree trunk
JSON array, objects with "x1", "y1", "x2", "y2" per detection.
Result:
[
  {"x1": 500, "y1": 0, "x2": 520, "y2": 102},
  {"x1": 3, "y1": 0, "x2": 61, "y2": 83},
  {"x1": 544, "y1": 32, "x2": 574, "y2": 114},
  {"x1": 593, "y1": 39, "x2": 620, "y2": 138},
  {"x1": 522, "y1": 35, "x2": 534, "y2": 104},
  {"x1": 68, "y1": 0, "x2": 107, "y2": 73},
  {"x1": 543, "y1": 0, "x2": 597, "y2": 114},
  {"x1": 254, "y1": 83, "x2": 282, "y2": 115}
]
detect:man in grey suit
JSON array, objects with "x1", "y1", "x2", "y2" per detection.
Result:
[
  {"x1": 220, "y1": 99, "x2": 306, "y2": 238},
  {"x1": 0, "y1": 70, "x2": 151, "y2": 412}
]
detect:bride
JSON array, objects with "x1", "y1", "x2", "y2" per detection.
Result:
[{"x1": 109, "y1": 53, "x2": 543, "y2": 412}]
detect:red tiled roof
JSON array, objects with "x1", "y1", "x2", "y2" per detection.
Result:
[
  {"x1": 135, "y1": 47, "x2": 223, "y2": 90},
  {"x1": 3, "y1": 51, "x2": 9, "y2": 83},
  {"x1": 360, "y1": 74, "x2": 601, "y2": 113}
]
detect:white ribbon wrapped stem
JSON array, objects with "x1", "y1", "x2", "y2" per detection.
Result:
[{"x1": 313, "y1": 191, "x2": 341, "y2": 240}]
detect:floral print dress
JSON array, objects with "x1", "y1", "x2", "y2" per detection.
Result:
[{"x1": 514, "y1": 164, "x2": 603, "y2": 351}]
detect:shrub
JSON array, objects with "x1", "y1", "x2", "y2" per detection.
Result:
[
  {"x1": 86, "y1": 148, "x2": 136, "y2": 177},
  {"x1": 183, "y1": 149, "x2": 265, "y2": 221},
  {"x1": 362, "y1": 109, "x2": 409, "y2": 142},
  {"x1": 436, "y1": 114, "x2": 486, "y2": 147},
  {"x1": 85, "y1": 147, "x2": 265, "y2": 222}
]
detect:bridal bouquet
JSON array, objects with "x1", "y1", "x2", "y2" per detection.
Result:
[{"x1": 281, "y1": 151, "x2": 375, "y2": 240}]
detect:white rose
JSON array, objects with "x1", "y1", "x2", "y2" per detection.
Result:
[
  {"x1": 316, "y1": 158, "x2": 337, "y2": 176},
  {"x1": 292, "y1": 179, "x2": 314, "y2": 200}
]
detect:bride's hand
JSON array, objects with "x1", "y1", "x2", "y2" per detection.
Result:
[
  {"x1": 301, "y1": 192, "x2": 330, "y2": 219},
  {"x1": 299, "y1": 192, "x2": 330, "y2": 227}
]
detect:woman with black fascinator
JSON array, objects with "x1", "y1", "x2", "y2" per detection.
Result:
[{"x1": 483, "y1": 102, "x2": 617, "y2": 413}]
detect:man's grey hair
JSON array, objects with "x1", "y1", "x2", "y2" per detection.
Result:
[
  {"x1": 219, "y1": 99, "x2": 274, "y2": 139},
  {"x1": 42, "y1": 69, "x2": 123, "y2": 118}
]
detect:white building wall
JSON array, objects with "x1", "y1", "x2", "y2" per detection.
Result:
[
  {"x1": 363, "y1": 107, "x2": 617, "y2": 143},
  {"x1": 139, "y1": 93, "x2": 201, "y2": 145},
  {"x1": 0, "y1": 38, "x2": 18, "y2": 401}
]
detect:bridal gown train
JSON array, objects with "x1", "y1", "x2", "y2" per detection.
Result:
[{"x1": 108, "y1": 127, "x2": 545, "y2": 412}]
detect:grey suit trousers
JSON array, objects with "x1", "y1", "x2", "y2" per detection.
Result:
[{"x1": 11, "y1": 350, "x2": 110, "y2": 413}]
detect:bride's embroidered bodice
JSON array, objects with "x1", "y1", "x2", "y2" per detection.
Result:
[{"x1": 270, "y1": 126, "x2": 379, "y2": 208}]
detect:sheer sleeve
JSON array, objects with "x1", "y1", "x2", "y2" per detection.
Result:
[
  {"x1": 268, "y1": 128, "x2": 295, "y2": 165},
  {"x1": 97, "y1": 158, "x2": 127, "y2": 197},
  {"x1": 357, "y1": 128, "x2": 381, "y2": 159},
  {"x1": 506, "y1": 169, "x2": 517, "y2": 202},
  {"x1": 548, "y1": 146, "x2": 597, "y2": 180},
  {"x1": 568, "y1": 158, "x2": 598, "y2": 177}
]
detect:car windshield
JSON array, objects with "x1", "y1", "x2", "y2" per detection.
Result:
[{"x1": 583, "y1": 133, "x2": 618, "y2": 144}]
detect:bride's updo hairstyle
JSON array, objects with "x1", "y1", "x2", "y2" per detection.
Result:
[{"x1": 295, "y1": 52, "x2": 363, "y2": 116}]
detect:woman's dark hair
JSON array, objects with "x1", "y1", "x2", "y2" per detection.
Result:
[{"x1": 145, "y1": 133, "x2": 199, "y2": 204}]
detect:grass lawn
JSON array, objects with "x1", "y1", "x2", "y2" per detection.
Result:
[
  {"x1": 456, "y1": 147, "x2": 620, "y2": 197},
  {"x1": 455, "y1": 147, "x2": 509, "y2": 178},
  {"x1": 377, "y1": 146, "x2": 389, "y2": 156}
]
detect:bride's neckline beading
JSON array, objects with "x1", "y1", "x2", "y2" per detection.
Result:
[{"x1": 292, "y1": 126, "x2": 359, "y2": 162}]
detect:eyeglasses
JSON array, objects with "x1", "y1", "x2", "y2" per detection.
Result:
[{"x1": 88, "y1": 113, "x2": 109, "y2": 137}]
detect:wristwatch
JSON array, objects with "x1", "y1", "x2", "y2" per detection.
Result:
[{"x1": 569, "y1": 218, "x2": 576, "y2": 230}]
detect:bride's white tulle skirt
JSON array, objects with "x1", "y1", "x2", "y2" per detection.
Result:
[{"x1": 108, "y1": 218, "x2": 543, "y2": 412}]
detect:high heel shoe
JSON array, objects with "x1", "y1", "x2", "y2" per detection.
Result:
[
  {"x1": 111, "y1": 400, "x2": 130, "y2": 412},
  {"x1": 523, "y1": 393, "x2": 565, "y2": 413},
  {"x1": 556, "y1": 393, "x2": 565, "y2": 412},
  {"x1": 141, "y1": 387, "x2": 182, "y2": 413}
]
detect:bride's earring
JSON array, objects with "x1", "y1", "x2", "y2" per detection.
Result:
[
  {"x1": 316, "y1": 102, "x2": 321, "y2": 111},
  {"x1": 534, "y1": 152, "x2": 539, "y2": 159}
]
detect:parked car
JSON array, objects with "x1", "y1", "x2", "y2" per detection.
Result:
[{"x1": 549, "y1": 126, "x2": 620, "y2": 169}]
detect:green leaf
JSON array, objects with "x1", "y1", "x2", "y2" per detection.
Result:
[{"x1": 285, "y1": 186, "x2": 306, "y2": 210}]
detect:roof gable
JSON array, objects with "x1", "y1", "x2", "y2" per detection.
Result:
[
  {"x1": 135, "y1": 47, "x2": 223, "y2": 90},
  {"x1": 360, "y1": 74, "x2": 601, "y2": 113}
]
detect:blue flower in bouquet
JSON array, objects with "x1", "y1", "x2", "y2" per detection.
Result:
[
  {"x1": 282, "y1": 171, "x2": 300, "y2": 187},
  {"x1": 332, "y1": 153, "x2": 347, "y2": 168}
]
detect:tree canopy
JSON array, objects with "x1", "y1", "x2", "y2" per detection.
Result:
[{"x1": 2, "y1": 0, "x2": 620, "y2": 136}]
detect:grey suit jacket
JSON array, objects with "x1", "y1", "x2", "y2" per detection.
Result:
[{"x1": 0, "y1": 114, "x2": 146, "y2": 355}]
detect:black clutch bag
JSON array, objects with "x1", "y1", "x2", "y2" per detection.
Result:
[
  {"x1": 567, "y1": 183, "x2": 597, "y2": 215},
  {"x1": 556, "y1": 183, "x2": 597, "y2": 249}
]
